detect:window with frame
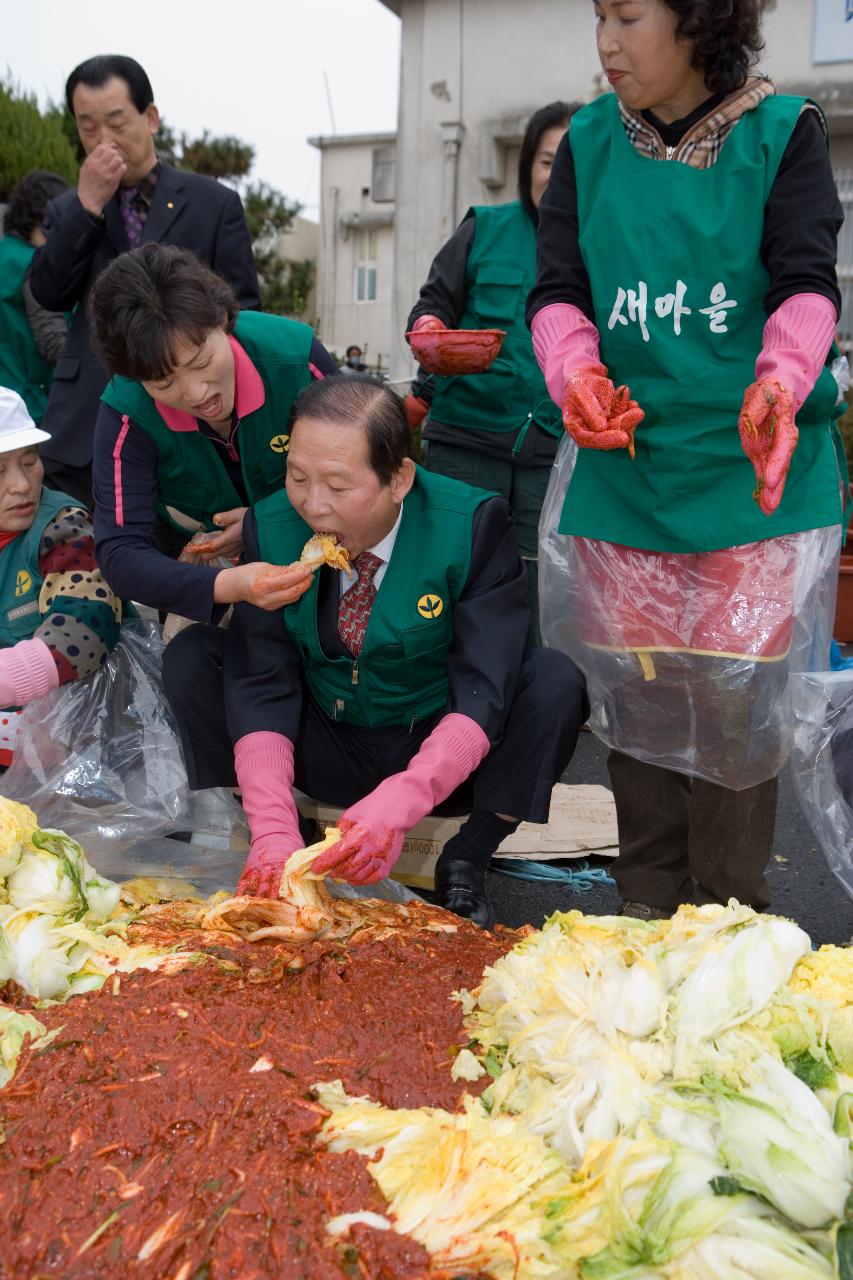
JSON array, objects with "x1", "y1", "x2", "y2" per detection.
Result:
[{"x1": 354, "y1": 229, "x2": 378, "y2": 303}]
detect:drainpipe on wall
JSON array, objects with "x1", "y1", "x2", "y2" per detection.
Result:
[
  {"x1": 328, "y1": 185, "x2": 339, "y2": 350},
  {"x1": 440, "y1": 121, "x2": 464, "y2": 235}
]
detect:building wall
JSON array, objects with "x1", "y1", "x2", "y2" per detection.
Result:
[
  {"x1": 310, "y1": 134, "x2": 396, "y2": 372},
  {"x1": 387, "y1": 0, "x2": 853, "y2": 377},
  {"x1": 275, "y1": 216, "x2": 319, "y2": 324}
]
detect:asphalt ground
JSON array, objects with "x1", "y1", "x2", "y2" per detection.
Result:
[{"x1": 421, "y1": 730, "x2": 853, "y2": 948}]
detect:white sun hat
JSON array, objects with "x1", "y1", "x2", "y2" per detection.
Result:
[{"x1": 0, "y1": 387, "x2": 51, "y2": 454}]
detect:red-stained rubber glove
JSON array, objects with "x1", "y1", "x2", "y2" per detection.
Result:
[
  {"x1": 562, "y1": 364, "x2": 645, "y2": 456},
  {"x1": 234, "y1": 732, "x2": 303, "y2": 898},
  {"x1": 312, "y1": 713, "x2": 490, "y2": 884},
  {"x1": 738, "y1": 293, "x2": 837, "y2": 517},
  {"x1": 737, "y1": 379, "x2": 798, "y2": 516},
  {"x1": 410, "y1": 314, "x2": 446, "y2": 335},
  {"x1": 403, "y1": 393, "x2": 430, "y2": 432}
]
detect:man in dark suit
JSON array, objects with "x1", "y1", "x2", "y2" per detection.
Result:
[
  {"x1": 162, "y1": 377, "x2": 589, "y2": 927},
  {"x1": 29, "y1": 55, "x2": 261, "y2": 507}
]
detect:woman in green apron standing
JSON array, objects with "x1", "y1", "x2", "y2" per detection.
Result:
[
  {"x1": 406, "y1": 101, "x2": 577, "y2": 642},
  {"x1": 528, "y1": 0, "x2": 844, "y2": 917}
]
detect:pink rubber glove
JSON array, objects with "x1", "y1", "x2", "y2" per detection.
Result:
[
  {"x1": 531, "y1": 302, "x2": 604, "y2": 406},
  {"x1": 740, "y1": 294, "x2": 837, "y2": 516},
  {"x1": 0, "y1": 638, "x2": 59, "y2": 708},
  {"x1": 410, "y1": 314, "x2": 446, "y2": 335},
  {"x1": 313, "y1": 713, "x2": 490, "y2": 884},
  {"x1": 754, "y1": 294, "x2": 837, "y2": 411},
  {"x1": 234, "y1": 732, "x2": 303, "y2": 898},
  {"x1": 563, "y1": 365, "x2": 644, "y2": 456}
]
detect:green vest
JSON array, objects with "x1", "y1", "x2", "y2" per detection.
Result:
[
  {"x1": 562, "y1": 94, "x2": 841, "y2": 552},
  {"x1": 0, "y1": 236, "x2": 54, "y2": 425},
  {"x1": 101, "y1": 311, "x2": 314, "y2": 533},
  {"x1": 0, "y1": 488, "x2": 77, "y2": 649},
  {"x1": 255, "y1": 467, "x2": 493, "y2": 727},
  {"x1": 429, "y1": 202, "x2": 562, "y2": 444}
]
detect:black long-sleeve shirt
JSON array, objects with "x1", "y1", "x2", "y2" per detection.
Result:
[
  {"x1": 527, "y1": 103, "x2": 843, "y2": 327},
  {"x1": 407, "y1": 215, "x2": 560, "y2": 466}
]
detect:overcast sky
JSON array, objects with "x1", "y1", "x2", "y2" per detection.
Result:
[{"x1": 5, "y1": 0, "x2": 401, "y2": 220}]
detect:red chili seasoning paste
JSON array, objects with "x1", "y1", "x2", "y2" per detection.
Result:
[{"x1": 0, "y1": 920, "x2": 514, "y2": 1278}]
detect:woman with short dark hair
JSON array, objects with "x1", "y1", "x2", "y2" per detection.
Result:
[
  {"x1": 528, "y1": 0, "x2": 844, "y2": 918},
  {"x1": 405, "y1": 100, "x2": 579, "y2": 643},
  {"x1": 89, "y1": 243, "x2": 338, "y2": 619},
  {"x1": 0, "y1": 171, "x2": 70, "y2": 421}
]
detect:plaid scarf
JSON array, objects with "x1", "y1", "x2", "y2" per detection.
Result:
[{"x1": 617, "y1": 75, "x2": 778, "y2": 170}]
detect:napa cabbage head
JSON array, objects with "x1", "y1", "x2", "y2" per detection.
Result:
[
  {"x1": 2, "y1": 909, "x2": 94, "y2": 999},
  {"x1": 315, "y1": 1081, "x2": 578, "y2": 1280},
  {"x1": 709, "y1": 1052, "x2": 851, "y2": 1228},
  {"x1": 0, "y1": 797, "x2": 38, "y2": 879},
  {"x1": 668, "y1": 1211, "x2": 836, "y2": 1279},
  {"x1": 666, "y1": 917, "x2": 811, "y2": 1076},
  {"x1": 0, "y1": 1004, "x2": 48, "y2": 1088},
  {"x1": 574, "y1": 1139, "x2": 764, "y2": 1280},
  {"x1": 0, "y1": 909, "x2": 15, "y2": 984},
  {"x1": 7, "y1": 829, "x2": 120, "y2": 921}
]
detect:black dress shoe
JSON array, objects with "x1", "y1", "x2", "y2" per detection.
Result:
[{"x1": 435, "y1": 855, "x2": 496, "y2": 931}]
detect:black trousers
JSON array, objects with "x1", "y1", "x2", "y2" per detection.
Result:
[
  {"x1": 162, "y1": 624, "x2": 589, "y2": 824},
  {"x1": 607, "y1": 749, "x2": 777, "y2": 911}
]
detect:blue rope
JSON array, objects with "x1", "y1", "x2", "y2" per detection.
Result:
[{"x1": 492, "y1": 858, "x2": 615, "y2": 891}]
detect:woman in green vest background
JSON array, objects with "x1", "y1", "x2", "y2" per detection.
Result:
[
  {"x1": 0, "y1": 171, "x2": 70, "y2": 424},
  {"x1": 406, "y1": 100, "x2": 578, "y2": 642},
  {"x1": 528, "y1": 0, "x2": 844, "y2": 918},
  {"x1": 0, "y1": 386, "x2": 122, "y2": 765},
  {"x1": 89, "y1": 245, "x2": 338, "y2": 623}
]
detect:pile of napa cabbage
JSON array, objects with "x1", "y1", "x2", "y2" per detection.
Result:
[
  {"x1": 0, "y1": 797, "x2": 200, "y2": 1082},
  {"x1": 317, "y1": 901, "x2": 853, "y2": 1280}
]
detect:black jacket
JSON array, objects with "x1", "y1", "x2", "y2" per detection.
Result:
[{"x1": 29, "y1": 163, "x2": 261, "y2": 468}]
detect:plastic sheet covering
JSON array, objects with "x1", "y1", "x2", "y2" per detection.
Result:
[
  {"x1": 540, "y1": 434, "x2": 841, "y2": 789},
  {"x1": 790, "y1": 670, "x2": 853, "y2": 900},
  {"x1": 0, "y1": 620, "x2": 190, "y2": 858},
  {"x1": 93, "y1": 830, "x2": 418, "y2": 903}
]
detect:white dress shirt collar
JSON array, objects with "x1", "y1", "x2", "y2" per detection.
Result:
[{"x1": 339, "y1": 503, "x2": 403, "y2": 594}]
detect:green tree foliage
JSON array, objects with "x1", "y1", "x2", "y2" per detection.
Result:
[
  {"x1": 0, "y1": 75, "x2": 313, "y2": 319},
  {"x1": 157, "y1": 122, "x2": 313, "y2": 318},
  {"x1": 0, "y1": 78, "x2": 79, "y2": 199},
  {"x1": 180, "y1": 132, "x2": 254, "y2": 183}
]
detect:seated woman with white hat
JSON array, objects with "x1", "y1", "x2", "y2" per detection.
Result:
[{"x1": 0, "y1": 387, "x2": 122, "y2": 764}]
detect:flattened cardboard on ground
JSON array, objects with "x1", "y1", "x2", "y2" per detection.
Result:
[{"x1": 293, "y1": 783, "x2": 618, "y2": 890}]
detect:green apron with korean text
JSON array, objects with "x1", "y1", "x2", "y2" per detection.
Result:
[
  {"x1": 101, "y1": 311, "x2": 314, "y2": 533},
  {"x1": 255, "y1": 467, "x2": 492, "y2": 727},
  {"x1": 429, "y1": 202, "x2": 562, "y2": 445},
  {"x1": 562, "y1": 93, "x2": 841, "y2": 552}
]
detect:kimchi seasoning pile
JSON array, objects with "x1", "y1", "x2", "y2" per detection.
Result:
[{"x1": 0, "y1": 922, "x2": 512, "y2": 1279}]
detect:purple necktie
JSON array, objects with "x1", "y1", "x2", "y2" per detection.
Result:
[
  {"x1": 337, "y1": 552, "x2": 382, "y2": 657},
  {"x1": 118, "y1": 187, "x2": 144, "y2": 249}
]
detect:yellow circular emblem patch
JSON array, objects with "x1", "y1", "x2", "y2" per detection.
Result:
[
  {"x1": 268, "y1": 434, "x2": 290, "y2": 454},
  {"x1": 417, "y1": 593, "x2": 444, "y2": 620},
  {"x1": 15, "y1": 570, "x2": 32, "y2": 598}
]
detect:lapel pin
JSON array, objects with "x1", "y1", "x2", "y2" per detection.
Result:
[{"x1": 167, "y1": 201, "x2": 174, "y2": 209}]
